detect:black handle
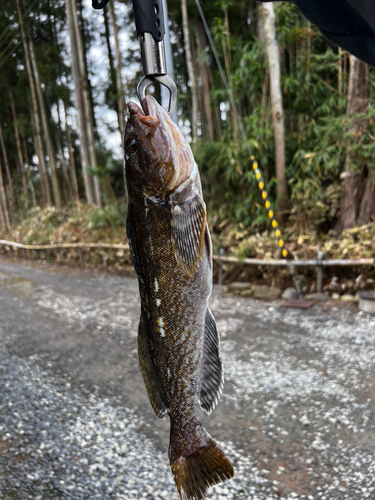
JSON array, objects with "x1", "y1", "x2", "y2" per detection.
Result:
[
  {"x1": 132, "y1": 0, "x2": 165, "y2": 42},
  {"x1": 92, "y1": 0, "x2": 110, "y2": 9}
]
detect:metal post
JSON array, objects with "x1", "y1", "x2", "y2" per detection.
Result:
[
  {"x1": 317, "y1": 251, "x2": 324, "y2": 293},
  {"x1": 219, "y1": 248, "x2": 224, "y2": 285},
  {"x1": 101, "y1": 245, "x2": 106, "y2": 268},
  {"x1": 77, "y1": 247, "x2": 83, "y2": 267},
  {"x1": 288, "y1": 264, "x2": 302, "y2": 299}
]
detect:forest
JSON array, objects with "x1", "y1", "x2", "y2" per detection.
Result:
[{"x1": 0, "y1": 0, "x2": 374, "y2": 273}]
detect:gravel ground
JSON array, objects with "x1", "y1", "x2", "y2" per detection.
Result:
[{"x1": 0, "y1": 258, "x2": 375, "y2": 500}]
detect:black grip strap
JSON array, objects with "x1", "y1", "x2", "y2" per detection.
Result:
[
  {"x1": 132, "y1": 0, "x2": 165, "y2": 42},
  {"x1": 92, "y1": 0, "x2": 110, "y2": 10}
]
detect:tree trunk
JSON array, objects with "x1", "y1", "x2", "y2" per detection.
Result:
[
  {"x1": 103, "y1": 6, "x2": 114, "y2": 71},
  {"x1": 357, "y1": 170, "x2": 375, "y2": 226},
  {"x1": 56, "y1": 132, "x2": 73, "y2": 203},
  {"x1": 0, "y1": 183, "x2": 5, "y2": 230},
  {"x1": 0, "y1": 123, "x2": 14, "y2": 208},
  {"x1": 108, "y1": 0, "x2": 127, "y2": 141},
  {"x1": 72, "y1": 0, "x2": 101, "y2": 207},
  {"x1": 257, "y1": 1, "x2": 265, "y2": 44},
  {"x1": 29, "y1": 106, "x2": 49, "y2": 206},
  {"x1": 16, "y1": 0, "x2": 51, "y2": 206},
  {"x1": 222, "y1": 6, "x2": 238, "y2": 137},
  {"x1": 181, "y1": 0, "x2": 198, "y2": 143},
  {"x1": 10, "y1": 91, "x2": 28, "y2": 200},
  {"x1": 338, "y1": 55, "x2": 369, "y2": 232},
  {"x1": 196, "y1": 21, "x2": 214, "y2": 142},
  {"x1": 29, "y1": 40, "x2": 62, "y2": 208},
  {"x1": 263, "y1": 2, "x2": 288, "y2": 213},
  {"x1": 103, "y1": 5, "x2": 118, "y2": 116},
  {"x1": 64, "y1": 103, "x2": 80, "y2": 205},
  {"x1": 0, "y1": 157, "x2": 10, "y2": 229},
  {"x1": 65, "y1": 0, "x2": 95, "y2": 205},
  {"x1": 22, "y1": 137, "x2": 37, "y2": 207}
]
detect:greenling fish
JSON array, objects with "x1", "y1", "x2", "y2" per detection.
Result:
[{"x1": 124, "y1": 95, "x2": 234, "y2": 500}]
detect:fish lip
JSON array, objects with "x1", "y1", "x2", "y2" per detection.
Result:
[
  {"x1": 140, "y1": 96, "x2": 161, "y2": 128},
  {"x1": 127, "y1": 101, "x2": 144, "y2": 117},
  {"x1": 127, "y1": 98, "x2": 160, "y2": 128}
]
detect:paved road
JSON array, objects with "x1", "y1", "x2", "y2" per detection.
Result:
[{"x1": 0, "y1": 258, "x2": 374, "y2": 500}]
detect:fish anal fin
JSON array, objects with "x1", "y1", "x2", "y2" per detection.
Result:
[
  {"x1": 199, "y1": 308, "x2": 223, "y2": 414},
  {"x1": 170, "y1": 419, "x2": 234, "y2": 500},
  {"x1": 170, "y1": 194, "x2": 207, "y2": 277},
  {"x1": 138, "y1": 316, "x2": 168, "y2": 418}
]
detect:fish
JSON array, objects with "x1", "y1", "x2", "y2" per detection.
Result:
[{"x1": 124, "y1": 95, "x2": 234, "y2": 500}]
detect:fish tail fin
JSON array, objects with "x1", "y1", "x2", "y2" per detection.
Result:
[{"x1": 169, "y1": 419, "x2": 234, "y2": 500}]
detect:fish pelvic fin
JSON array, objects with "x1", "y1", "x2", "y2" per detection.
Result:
[
  {"x1": 170, "y1": 193, "x2": 207, "y2": 278},
  {"x1": 199, "y1": 308, "x2": 223, "y2": 414},
  {"x1": 169, "y1": 419, "x2": 234, "y2": 500},
  {"x1": 138, "y1": 315, "x2": 168, "y2": 418}
]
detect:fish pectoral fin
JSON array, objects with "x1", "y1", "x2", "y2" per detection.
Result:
[
  {"x1": 138, "y1": 316, "x2": 168, "y2": 418},
  {"x1": 170, "y1": 194, "x2": 207, "y2": 277},
  {"x1": 204, "y1": 224, "x2": 213, "y2": 269},
  {"x1": 199, "y1": 308, "x2": 224, "y2": 414}
]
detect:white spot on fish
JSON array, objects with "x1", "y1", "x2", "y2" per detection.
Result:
[
  {"x1": 158, "y1": 317, "x2": 165, "y2": 337},
  {"x1": 156, "y1": 299, "x2": 161, "y2": 307},
  {"x1": 154, "y1": 278, "x2": 159, "y2": 292}
]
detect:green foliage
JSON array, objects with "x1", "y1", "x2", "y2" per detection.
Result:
[
  {"x1": 194, "y1": 137, "x2": 275, "y2": 228},
  {"x1": 85, "y1": 202, "x2": 127, "y2": 229}
]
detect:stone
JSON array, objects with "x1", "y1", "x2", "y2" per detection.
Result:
[
  {"x1": 331, "y1": 293, "x2": 341, "y2": 300},
  {"x1": 304, "y1": 292, "x2": 329, "y2": 302},
  {"x1": 225, "y1": 282, "x2": 252, "y2": 293},
  {"x1": 251, "y1": 285, "x2": 282, "y2": 301},
  {"x1": 281, "y1": 287, "x2": 299, "y2": 300},
  {"x1": 240, "y1": 289, "x2": 254, "y2": 298}
]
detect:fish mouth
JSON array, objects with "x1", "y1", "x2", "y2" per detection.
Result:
[{"x1": 127, "y1": 96, "x2": 161, "y2": 128}]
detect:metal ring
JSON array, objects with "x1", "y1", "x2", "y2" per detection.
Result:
[{"x1": 137, "y1": 75, "x2": 177, "y2": 119}]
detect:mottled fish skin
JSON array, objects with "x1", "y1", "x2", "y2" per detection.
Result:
[{"x1": 124, "y1": 96, "x2": 234, "y2": 500}]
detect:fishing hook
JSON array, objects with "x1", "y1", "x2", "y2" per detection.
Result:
[{"x1": 137, "y1": 75, "x2": 177, "y2": 119}]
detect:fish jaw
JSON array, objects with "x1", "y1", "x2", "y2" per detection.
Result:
[{"x1": 124, "y1": 96, "x2": 195, "y2": 201}]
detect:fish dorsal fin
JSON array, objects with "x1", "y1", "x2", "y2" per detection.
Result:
[
  {"x1": 199, "y1": 308, "x2": 224, "y2": 414},
  {"x1": 138, "y1": 315, "x2": 168, "y2": 418},
  {"x1": 170, "y1": 193, "x2": 207, "y2": 277}
]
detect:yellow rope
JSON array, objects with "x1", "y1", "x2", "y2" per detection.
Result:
[{"x1": 250, "y1": 155, "x2": 288, "y2": 259}]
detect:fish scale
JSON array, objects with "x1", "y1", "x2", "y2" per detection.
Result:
[
  {"x1": 125, "y1": 95, "x2": 234, "y2": 500},
  {"x1": 129, "y1": 197, "x2": 207, "y2": 412}
]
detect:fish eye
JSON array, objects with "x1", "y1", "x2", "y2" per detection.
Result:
[{"x1": 126, "y1": 137, "x2": 137, "y2": 153}]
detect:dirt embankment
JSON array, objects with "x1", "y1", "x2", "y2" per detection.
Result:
[{"x1": 1, "y1": 205, "x2": 374, "y2": 294}]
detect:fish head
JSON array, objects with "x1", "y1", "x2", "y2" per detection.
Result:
[{"x1": 124, "y1": 95, "x2": 194, "y2": 200}]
